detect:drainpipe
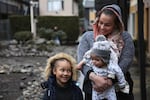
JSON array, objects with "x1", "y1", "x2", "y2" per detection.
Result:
[{"x1": 137, "y1": 0, "x2": 147, "y2": 100}]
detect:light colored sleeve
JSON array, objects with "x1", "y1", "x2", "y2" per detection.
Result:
[{"x1": 77, "y1": 32, "x2": 94, "y2": 76}]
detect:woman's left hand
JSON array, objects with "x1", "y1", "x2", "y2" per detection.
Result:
[{"x1": 92, "y1": 77, "x2": 113, "y2": 92}]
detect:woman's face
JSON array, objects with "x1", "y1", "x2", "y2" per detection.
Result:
[
  {"x1": 98, "y1": 13, "x2": 115, "y2": 35},
  {"x1": 53, "y1": 60, "x2": 72, "y2": 87}
]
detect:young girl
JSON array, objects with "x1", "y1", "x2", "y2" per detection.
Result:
[{"x1": 41, "y1": 53, "x2": 83, "y2": 100}]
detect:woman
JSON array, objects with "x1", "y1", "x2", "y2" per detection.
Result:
[{"x1": 77, "y1": 4, "x2": 135, "y2": 100}]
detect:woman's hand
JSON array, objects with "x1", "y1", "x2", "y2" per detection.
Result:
[{"x1": 89, "y1": 72, "x2": 113, "y2": 92}]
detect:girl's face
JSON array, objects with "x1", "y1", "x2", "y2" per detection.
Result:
[
  {"x1": 98, "y1": 13, "x2": 115, "y2": 35},
  {"x1": 91, "y1": 54, "x2": 105, "y2": 67},
  {"x1": 53, "y1": 59, "x2": 72, "y2": 87}
]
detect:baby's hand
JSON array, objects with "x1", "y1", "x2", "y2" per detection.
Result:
[
  {"x1": 76, "y1": 60, "x2": 85, "y2": 70},
  {"x1": 76, "y1": 64, "x2": 82, "y2": 70}
]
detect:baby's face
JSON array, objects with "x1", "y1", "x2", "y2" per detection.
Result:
[{"x1": 90, "y1": 54, "x2": 105, "y2": 67}]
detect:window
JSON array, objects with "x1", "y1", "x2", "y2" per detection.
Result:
[{"x1": 48, "y1": 0, "x2": 64, "y2": 12}]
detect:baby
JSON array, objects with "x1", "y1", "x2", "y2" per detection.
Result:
[{"x1": 77, "y1": 35, "x2": 129, "y2": 100}]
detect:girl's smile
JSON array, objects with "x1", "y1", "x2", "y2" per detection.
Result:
[{"x1": 53, "y1": 60, "x2": 72, "y2": 87}]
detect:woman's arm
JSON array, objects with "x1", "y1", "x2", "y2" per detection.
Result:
[
  {"x1": 89, "y1": 72, "x2": 113, "y2": 92},
  {"x1": 119, "y1": 32, "x2": 135, "y2": 73},
  {"x1": 77, "y1": 32, "x2": 94, "y2": 76}
]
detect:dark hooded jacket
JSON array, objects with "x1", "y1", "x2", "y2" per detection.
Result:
[{"x1": 41, "y1": 76, "x2": 83, "y2": 100}]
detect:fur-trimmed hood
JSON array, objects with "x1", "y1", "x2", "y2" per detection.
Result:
[{"x1": 44, "y1": 52, "x2": 77, "y2": 81}]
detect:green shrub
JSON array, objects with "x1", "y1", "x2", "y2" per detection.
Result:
[
  {"x1": 37, "y1": 27, "x2": 53, "y2": 40},
  {"x1": 37, "y1": 16, "x2": 79, "y2": 43},
  {"x1": 9, "y1": 16, "x2": 79, "y2": 43},
  {"x1": 9, "y1": 15, "x2": 30, "y2": 37},
  {"x1": 51, "y1": 30, "x2": 67, "y2": 44},
  {"x1": 37, "y1": 27, "x2": 67, "y2": 44},
  {"x1": 14, "y1": 31, "x2": 33, "y2": 43}
]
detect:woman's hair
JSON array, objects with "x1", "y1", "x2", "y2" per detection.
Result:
[{"x1": 44, "y1": 52, "x2": 77, "y2": 81}]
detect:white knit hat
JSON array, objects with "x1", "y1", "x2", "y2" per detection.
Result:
[{"x1": 91, "y1": 35, "x2": 111, "y2": 64}]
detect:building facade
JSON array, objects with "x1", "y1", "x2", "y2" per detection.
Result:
[
  {"x1": 39, "y1": 0, "x2": 78, "y2": 16},
  {"x1": 129, "y1": 0, "x2": 150, "y2": 55},
  {"x1": 0, "y1": 0, "x2": 39, "y2": 40}
]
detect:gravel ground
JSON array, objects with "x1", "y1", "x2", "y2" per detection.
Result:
[
  {"x1": 0, "y1": 56, "x2": 47, "y2": 100},
  {"x1": 0, "y1": 45, "x2": 78, "y2": 100}
]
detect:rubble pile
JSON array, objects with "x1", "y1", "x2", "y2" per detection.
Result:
[{"x1": 0, "y1": 41, "x2": 77, "y2": 100}]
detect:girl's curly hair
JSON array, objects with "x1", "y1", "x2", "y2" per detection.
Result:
[{"x1": 44, "y1": 52, "x2": 78, "y2": 81}]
